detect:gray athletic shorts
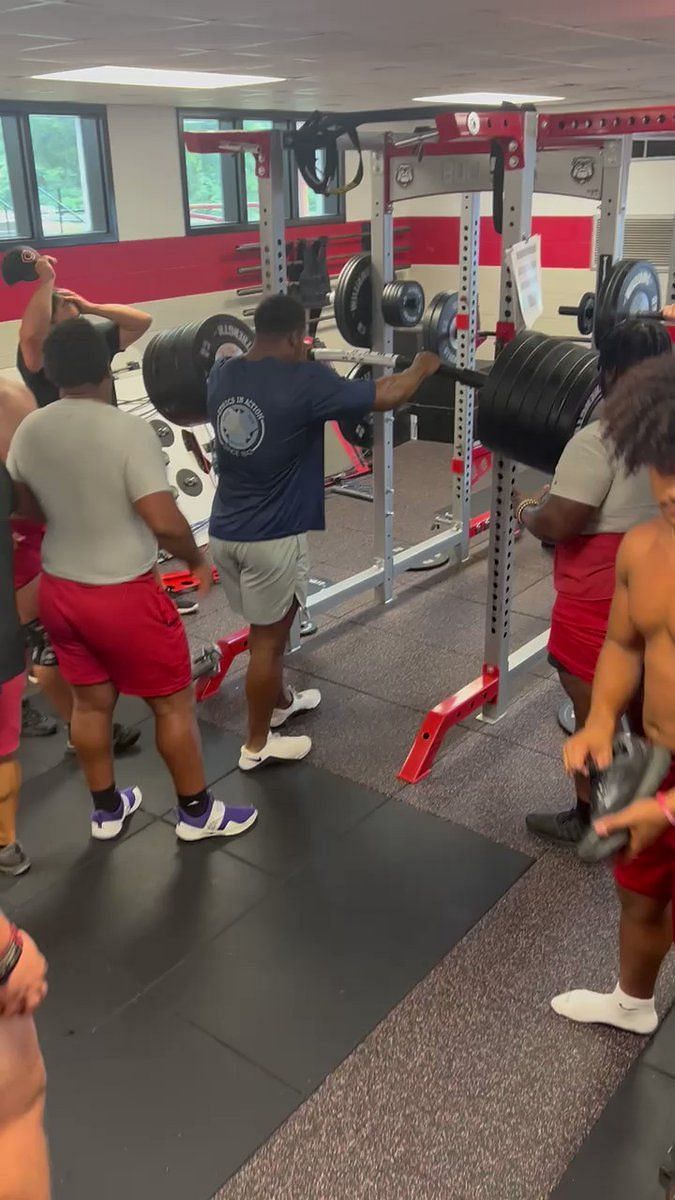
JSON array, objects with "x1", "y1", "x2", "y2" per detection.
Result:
[{"x1": 210, "y1": 533, "x2": 310, "y2": 626}]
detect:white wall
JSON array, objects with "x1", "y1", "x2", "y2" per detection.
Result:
[{"x1": 107, "y1": 106, "x2": 184, "y2": 241}]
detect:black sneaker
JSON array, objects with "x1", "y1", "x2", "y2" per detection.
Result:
[
  {"x1": 66, "y1": 722, "x2": 141, "y2": 756},
  {"x1": 0, "y1": 842, "x2": 31, "y2": 876},
  {"x1": 174, "y1": 595, "x2": 199, "y2": 616},
  {"x1": 525, "y1": 808, "x2": 588, "y2": 846},
  {"x1": 21, "y1": 698, "x2": 57, "y2": 738}
]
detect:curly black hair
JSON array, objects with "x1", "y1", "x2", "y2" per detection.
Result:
[
  {"x1": 598, "y1": 317, "x2": 672, "y2": 384},
  {"x1": 603, "y1": 351, "x2": 675, "y2": 475}
]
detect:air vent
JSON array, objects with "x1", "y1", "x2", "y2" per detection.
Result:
[
  {"x1": 591, "y1": 216, "x2": 674, "y2": 271},
  {"x1": 622, "y1": 217, "x2": 673, "y2": 270}
]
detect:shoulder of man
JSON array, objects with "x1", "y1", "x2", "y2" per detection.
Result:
[{"x1": 621, "y1": 517, "x2": 661, "y2": 559}]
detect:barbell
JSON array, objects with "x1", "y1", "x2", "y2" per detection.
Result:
[
  {"x1": 558, "y1": 258, "x2": 662, "y2": 340},
  {"x1": 143, "y1": 313, "x2": 601, "y2": 476}
]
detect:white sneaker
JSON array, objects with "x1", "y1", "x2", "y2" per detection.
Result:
[
  {"x1": 239, "y1": 733, "x2": 312, "y2": 771},
  {"x1": 270, "y1": 686, "x2": 322, "y2": 729},
  {"x1": 91, "y1": 786, "x2": 143, "y2": 841}
]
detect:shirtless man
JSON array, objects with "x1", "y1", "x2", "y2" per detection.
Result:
[{"x1": 552, "y1": 351, "x2": 675, "y2": 1034}]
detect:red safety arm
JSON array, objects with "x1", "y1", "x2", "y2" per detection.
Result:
[{"x1": 398, "y1": 666, "x2": 499, "y2": 784}]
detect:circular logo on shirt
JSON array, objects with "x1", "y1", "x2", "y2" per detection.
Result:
[{"x1": 216, "y1": 396, "x2": 265, "y2": 456}]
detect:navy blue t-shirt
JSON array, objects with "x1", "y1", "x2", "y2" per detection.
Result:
[{"x1": 207, "y1": 357, "x2": 375, "y2": 542}]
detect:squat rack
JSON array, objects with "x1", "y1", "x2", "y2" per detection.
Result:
[
  {"x1": 399, "y1": 103, "x2": 675, "y2": 782},
  {"x1": 183, "y1": 106, "x2": 675, "y2": 716}
]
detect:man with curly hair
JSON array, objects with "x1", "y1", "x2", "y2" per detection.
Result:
[{"x1": 553, "y1": 350, "x2": 675, "y2": 1034}]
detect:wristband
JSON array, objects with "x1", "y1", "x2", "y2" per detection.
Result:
[
  {"x1": 0, "y1": 924, "x2": 23, "y2": 986},
  {"x1": 515, "y1": 498, "x2": 539, "y2": 524},
  {"x1": 657, "y1": 792, "x2": 675, "y2": 827}
]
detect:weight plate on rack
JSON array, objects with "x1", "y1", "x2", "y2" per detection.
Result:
[
  {"x1": 422, "y1": 291, "x2": 459, "y2": 365},
  {"x1": 150, "y1": 418, "x2": 175, "y2": 447},
  {"x1": 595, "y1": 258, "x2": 661, "y2": 346},
  {"x1": 176, "y1": 468, "x2": 204, "y2": 497},
  {"x1": 337, "y1": 362, "x2": 375, "y2": 449},
  {"x1": 381, "y1": 279, "x2": 425, "y2": 328},
  {"x1": 577, "y1": 291, "x2": 595, "y2": 336},
  {"x1": 334, "y1": 253, "x2": 372, "y2": 347}
]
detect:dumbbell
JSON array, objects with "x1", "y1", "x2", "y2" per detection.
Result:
[{"x1": 1, "y1": 245, "x2": 40, "y2": 286}]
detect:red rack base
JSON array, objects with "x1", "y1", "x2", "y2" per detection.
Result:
[
  {"x1": 398, "y1": 667, "x2": 499, "y2": 784},
  {"x1": 195, "y1": 628, "x2": 249, "y2": 701}
]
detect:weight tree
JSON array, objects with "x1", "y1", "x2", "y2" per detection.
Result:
[{"x1": 399, "y1": 103, "x2": 675, "y2": 783}]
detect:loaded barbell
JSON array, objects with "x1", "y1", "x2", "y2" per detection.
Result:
[
  {"x1": 558, "y1": 258, "x2": 662, "y2": 340},
  {"x1": 333, "y1": 252, "x2": 426, "y2": 346},
  {"x1": 143, "y1": 312, "x2": 602, "y2": 477}
]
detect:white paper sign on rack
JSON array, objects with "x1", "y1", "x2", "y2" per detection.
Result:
[{"x1": 506, "y1": 235, "x2": 543, "y2": 328}]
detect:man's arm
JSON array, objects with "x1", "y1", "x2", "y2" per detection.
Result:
[
  {"x1": 59, "y1": 294, "x2": 152, "y2": 350},
  {"x1": 0, "y1": 911, "x2": 48, "y2": 1016},
  {"x1": 372, "y1": 352, "x2": 442, "y2": 411},
  {"x1": 10, "y1": 481, "x2": 44, "y2": 523},
  {"x1": 514, "y1": 492, "x2": 597, "y2": 542},
  {"x1": 133, "y1": 493, "x2": 211, "y2": 594},
  {"x1": 18, "y1": 257, "x2": 57, "y2": 373},
  {"x1": 564, "y1": 533, "x2": 645, "y2": 774}
]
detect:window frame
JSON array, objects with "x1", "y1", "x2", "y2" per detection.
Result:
[
  {"x1": 0, "y1": 100, "x2": 118, "y2": 249},
  {"x1": 177, "y1": 108, "x2": 344, "y2": 237}
]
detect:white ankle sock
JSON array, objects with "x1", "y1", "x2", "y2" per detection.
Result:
[{"x1": 551, "y1": 982, "x2": 658, "y2": 1034}]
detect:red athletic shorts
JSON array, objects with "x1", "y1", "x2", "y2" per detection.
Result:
[
  {"x1": 614, "y1": 757, "x2": 675, "y2": 935},
  {"x1": 0, "y1": 672, "x2": 25, "y2": 757},
  {"x1": 548, "y1": 532, "x2": 624, "y2": 684},
  {"x1": 11, "y1": 518, "x2": 44, "y2": 591},
  {"x1": 38, "y1": 571, "x2": 192, "y2": 697}
]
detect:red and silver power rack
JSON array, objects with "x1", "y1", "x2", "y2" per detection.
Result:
[{"x1": 184, "y1": 108, "x2": 675, "y2": 733}]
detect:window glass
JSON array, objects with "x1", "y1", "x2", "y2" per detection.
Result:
[
  {"x1": 29, "y1": 113, "x2": 107, "y2": 237},
  {"x1": 183, "y1": 117, "x2": 233, "y2": 227},
  {"x1": 0, "y1": 122, "x2": 18, "y2": 238}
]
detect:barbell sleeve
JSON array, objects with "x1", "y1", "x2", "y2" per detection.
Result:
[
  {"x1": 558, "y1": 305, "x2": 581, "y2": 317},
  {"x1": 309, "y1": 346, "x2": 487, "y2": 390}
]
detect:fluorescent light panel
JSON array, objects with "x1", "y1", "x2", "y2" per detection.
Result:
[
  {"x1": 32, "y1": 66, "x2": 285, "y2": 88},
  {"x1": 413, "y1": 91, "x2": 564, "y2": 104}
]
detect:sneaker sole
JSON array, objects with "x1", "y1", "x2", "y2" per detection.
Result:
[
  {"x1": 176, "y1": 810, "x2": 258, "y2": 842},
  {"x1": 0, "y1": 860, "x2": 31, "y2": 877},
  {"x1": 270, "y1": 697, "x2": 322, "y2": 729},
  {"x1": 91, "y1": 789, "x2": 143, "y2": 841},
  {"x1": 238, "y1": 744, "x2": 312, "y2": 771}
]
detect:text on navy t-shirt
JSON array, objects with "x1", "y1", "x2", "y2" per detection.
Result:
[{"x1": 207, "y1": 357, "x2": 375, "y2": 542}]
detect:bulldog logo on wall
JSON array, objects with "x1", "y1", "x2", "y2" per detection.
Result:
[
  {"x1": 570, "y1": 157, "x2": 595, "y2": 185},
  {"x1": 395, "y1": 163, "x2": 414, "y2": 188}
]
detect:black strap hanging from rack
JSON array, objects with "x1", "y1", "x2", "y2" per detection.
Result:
[{"x1": 291, "y1": 112, "x2": 364, "y2": 196}]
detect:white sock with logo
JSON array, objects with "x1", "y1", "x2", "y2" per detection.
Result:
[{"x1": 551, "y1": 982, "x2": 658, "y2": 1033}]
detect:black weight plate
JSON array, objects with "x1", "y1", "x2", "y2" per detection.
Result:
[
  {"x1": 477, "y1": 331, "x2": 546, "y2": 453},
  {"x1": 477, "y1": 332, "x2": 599, "y2": 474},
  {"x1": 505, "y1": 341, "x2": 582, "y2": 469},
  {"x1": 577, "y1": 291, "x2": 595, "y2": 336},
  {"x1": 149, "y1": 417, "x2": 174, "y2": 448},
  {"x1": 143, "y1": 315, "x2": 253, "y2": 427},
  {"x1": 337, "y1": 362, "x2": 374, "y2": 449},
  {"x1": 595, "y1": 259, "x2": 661, "y2": 346},
  {"x1": 381, "y1": 280, "x2": 425, "y2": 328},
  {"x1": 176, "y1": 468, "x2": 204, "y2": 497},
  {"x1": 422, "y1": 291, "x2": 459, "y2": 365},
  {"x1": 197, "y1": 313, "x2": 253, "y2": 370},
  {"x1": 519, "y1": 345, "x2": 596, "y2": 472},
  {"x1": 334, "y1": 253, "x2": 372, "y2": 347}
]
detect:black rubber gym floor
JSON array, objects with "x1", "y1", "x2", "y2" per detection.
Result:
[
  {"x1": 8, "y1": 443, "x2": 675, "y2": 1199},
  {"x1": 3, "y1": 692, "x2": 529, "y2": 1200}
]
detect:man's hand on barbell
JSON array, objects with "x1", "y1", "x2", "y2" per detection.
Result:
[{"x1": 661, "y1": 304, "x2": 675, "y2": 322}]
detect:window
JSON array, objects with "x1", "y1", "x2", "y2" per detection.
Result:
[
  {"x1": 183, "y1": 116, "x2": 238, "y2": 227},
  {"x1": 0, "y1": 104, "x2": 116, "y2": 247},
  {"x1": 179, "y1": 110, "x2": 343, "y2": 233}
]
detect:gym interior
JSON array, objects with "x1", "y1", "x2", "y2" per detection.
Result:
[{"x1": 2, "y1": 3, "x2": 675, "y2": 1198}]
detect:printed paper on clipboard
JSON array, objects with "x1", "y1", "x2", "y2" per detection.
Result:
[{"x1": 506, "y1": 235, "x2": 543, "y2": 328}]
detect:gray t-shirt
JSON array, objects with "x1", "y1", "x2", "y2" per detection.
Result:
[
  {"x1": 550, "y1": 419, "x2": 656, "y2": 534},
  {"x1": 7, "y1": 398, "x2": 170, "y2": 585}
]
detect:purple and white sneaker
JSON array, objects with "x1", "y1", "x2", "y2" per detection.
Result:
[
  {"x1": 91, "y1": 786, "x2": 143, "y2": 841},
  {"x1": 176, "y1": 796, "x2": 258, "y2": 842}
]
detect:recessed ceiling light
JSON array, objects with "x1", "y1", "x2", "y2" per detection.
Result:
[
  {"x1": 31, "y1": 65, "x2": 285, "y2": 88},
  {"x1": 412, "y1": 91, "x2": 565, "y2": 104}
]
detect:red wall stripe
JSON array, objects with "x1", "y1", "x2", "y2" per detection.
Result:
[{"x1": 0, "y1": 215, "x2": 594, "y2": 323}]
